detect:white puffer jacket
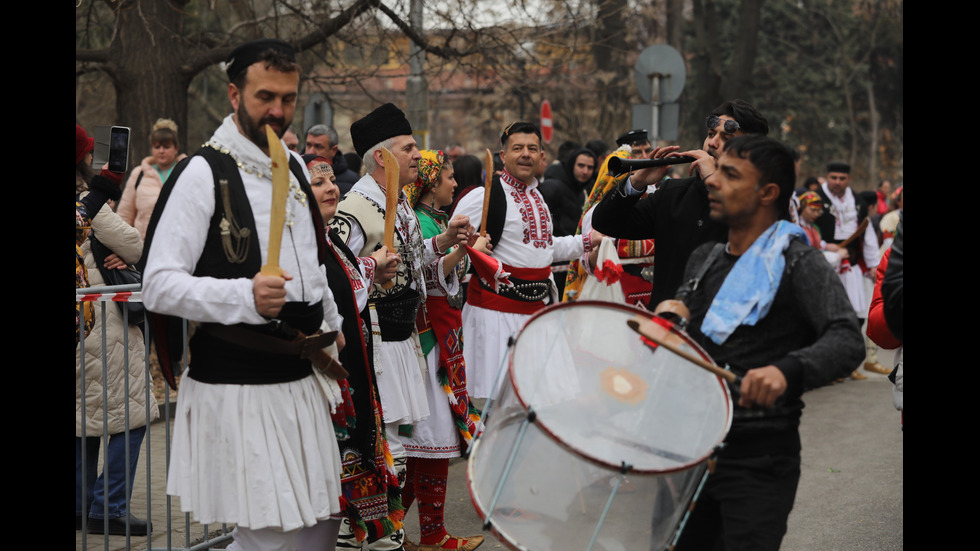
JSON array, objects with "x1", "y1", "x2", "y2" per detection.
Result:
[
  {"x1": 117, "y1": 154, "x2": 187, "y2": 239},
  {"x1": 76, "y1": 198, "x2": 159, "y2": 436}
]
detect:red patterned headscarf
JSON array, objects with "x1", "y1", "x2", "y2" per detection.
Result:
[{"x1": 797, "y1": 191, "x2": 822, "y2": 212}]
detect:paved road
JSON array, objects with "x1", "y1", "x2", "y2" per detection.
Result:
[
  {"x1": 78, "y1": 350, "x2": 902, "y2": 550},
  {"x1": 408, "y1": 348, "x2": 903, "y2": 551}
]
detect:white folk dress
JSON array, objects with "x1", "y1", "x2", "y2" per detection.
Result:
[
  {"x1": 822, "y1": 182, "x2": 880, "y2": 317},
  {"x1": 402, "y1": 206, "x2": 469, "y2": 458},
  {"x1": 332, "y1": 176, "x2": 446, "y2": 427},
  {"x1": 452, "y1": 173, "x2": 588, "y2": 399},
  {"x1": 142, "y1": 115, "x2": 344, "y2": 531}
]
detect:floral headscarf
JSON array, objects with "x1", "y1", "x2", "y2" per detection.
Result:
[
  {"x1": 797, "y1": 191, "x2": 822, "y2": 212},
  {"x1": 405, "y1": 149, "x2": 446, "y2": 208}
]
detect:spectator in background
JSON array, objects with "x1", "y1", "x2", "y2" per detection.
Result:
[
  {"x1": 879, "y1": 186, "x2": 903, "y2": 252},
  {"x1": 539, "y1": 147, "x2": 598, "y2": 296},
  {"x1": 117, "y1": 118, "x2": 187, "y2": 239},
  {"x1": 542, "y1": 140, "x2": 581, "y2": 183},
  {"x1": 875, "y1": 180, "x2": 892, "y2": 216},
  {"x1": 305, "y1": 124, "x2": 360, "y2": 194},
  {"x1": 343, "y1": 151, "x2": 362, "y2": 178},
  {"x1": 586, "y1": 138, "x2": 610, "y2": 168},
  {"x1": 796, "y1": 176, "x2": 821, "y2": 197},
  {"x1": 540, "y1": 147, "x2": 598, "y2": 237},
  {"x1": 535, "y1": 146, "x2": 549, "y2": 181},
  {"x1": 76, "y1": 123, "x2": 159, "y2": 536},
  {"x1": 449, "y1": 153, "x2": 484, "y2": 214},
  {"x1": 283, "y1": 126, "x2": 300, "y2": 152},
  {"x1": 446, "y1": 142, "x2": 466, "y2": 163}
]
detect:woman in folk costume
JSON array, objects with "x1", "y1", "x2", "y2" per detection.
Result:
[
  {"x1": 563, "y1": 145, "x2": 656, "y2": 307},
  {"x1": 796, "y1": 191, "x2": 847, "y2": 271},
  {"x1": 401, "y1": 149, "x2": 484, "y2": 551},
  {"x1": 300, "y1": 156, "x2": 406, "y2": 547}
]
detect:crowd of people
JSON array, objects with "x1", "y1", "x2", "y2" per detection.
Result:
[{"x1": 76, "y1": 37, "x2": 903, "y2": 551}]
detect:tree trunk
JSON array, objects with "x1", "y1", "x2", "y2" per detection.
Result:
[
  {"x1": 666, "y1": 0, "x2": 684, "y2": 50},
  {"x1": 110, "y1": 0, "x2": 194, "y2": 165},
  {"x1": 867, "y1": 81, "x2": 878, "y2": 185},
  {"x1": 690, "y1": 0, "x2": 723, "y2": 131},
  {"x1": 591, "y1": 0, "x2": 631, "y2": 140},
  {"x1": 722, "y1": 0, "x2": 763, "y2": 101},
  {"x1": 689, "y1": 0, "x2": 763, "y2": 143}
]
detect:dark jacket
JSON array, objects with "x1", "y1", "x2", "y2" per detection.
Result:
[
  {"x1": 591, "y1": 175, "x2": 728, "y2": 307},
  {"x1": 538, "y1": 148, "x2": 596, "y2": 237},
  {"x1": 332, "y1": 151, "x2": 360, "y2": 196}
]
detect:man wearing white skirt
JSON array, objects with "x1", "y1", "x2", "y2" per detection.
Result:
[
  {"x1": 142, "y1": 39, "x2": 345, "y2": 551},
  {"x1": 813, "y1": 161, "x2": 881, "y2": 380},
  {"x1": 330, "y1": 104, "x2": 472, "y2": 550},
  {"x1": 452, "y1": 122, "x2": 601, "y2": 400}
]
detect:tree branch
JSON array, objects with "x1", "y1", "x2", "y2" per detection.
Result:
[{"x1": 374, "y1": 1, "x2": 480, "y2": 58}]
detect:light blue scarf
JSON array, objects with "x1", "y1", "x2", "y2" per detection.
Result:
[{"x1": 701, "y1": 220, "x2": 807, "y2": 344}]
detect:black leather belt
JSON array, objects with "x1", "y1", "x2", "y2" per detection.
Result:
[
  {"x1": 201, "y1": 322, "x2": 337, "y2": 358},
  {"x1": 375, "y1": 289, "x2": 421, "y2": 341}
]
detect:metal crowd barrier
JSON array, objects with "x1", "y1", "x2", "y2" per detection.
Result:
[{"x1": 76, "y1": 284, "x2": 233, "y2": 551}]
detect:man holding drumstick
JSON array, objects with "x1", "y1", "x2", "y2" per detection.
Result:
[
  {"x1": 655, "y1": 135, "x2": 863, "y2": 550},
  {"x1": 330, "y1": 103, "x2": 473, "y2": 551},
  {"x1": 142, "y1": 38, "x2": 347, "y2": 550},
  {"x1": 452, "y1": 121, "x2": 603, "y2": 401}
]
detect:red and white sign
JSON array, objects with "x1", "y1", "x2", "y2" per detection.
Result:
[{"x1": 540, "y1": 100, "x2": 553, "y2": 144}]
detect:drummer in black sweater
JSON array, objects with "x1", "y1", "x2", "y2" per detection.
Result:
[
  {"x1": 591, "y1": 99, "x2": 769, "y2": 307},
  {"x1": 654, "y1": 135, "x2": 863, "y2": 550}
]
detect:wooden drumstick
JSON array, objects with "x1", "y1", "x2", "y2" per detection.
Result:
[
  {"x1": 479, "y1": 148, "x2": 493, "y2": 238},
  {"x1": 626, "y1": 315, "x2": 737, "y2": 384},
  {"x1": 838, "y1": 217, "x2": 869, "y2": 248},
  {"x1": 380, "y1": 147, "x2": 399, "y2": 290},
  {"x1": 260, "y1": 124, "x2": 289, "y2": 277}
]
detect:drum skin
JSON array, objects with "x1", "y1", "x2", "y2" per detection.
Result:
[{"x1": 467, "y1": 301, "x2": 732, "y2": 551}]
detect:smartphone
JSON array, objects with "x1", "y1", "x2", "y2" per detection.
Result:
[{"x1": 92, "y1": 125, "x2": 131, "y2": 173}]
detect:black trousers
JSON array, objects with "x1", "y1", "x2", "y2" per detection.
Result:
[{"x1": 674, "y1": 453, "x2": 801, "y2": 551}]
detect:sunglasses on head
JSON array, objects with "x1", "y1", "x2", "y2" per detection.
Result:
[
  {"x1": 706, "y1": 115, "x2": 740, "y2": 134},
  {"x1": 502, "y1": 121, "x2": 531, "y2": 137}
]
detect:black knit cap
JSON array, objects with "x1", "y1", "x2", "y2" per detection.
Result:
[
  {"x1": 616, "y1": 129, "x2": 649, "y2": 146},
  {"x1": 225, "y1": 38, "x2": 296, "y2": 81},
  {"x1": 826, "y1": 161, "x2": 851, "y2": 174},
  {"x1": 350, "y1": 103, "x2": 413, "y2": 158}
]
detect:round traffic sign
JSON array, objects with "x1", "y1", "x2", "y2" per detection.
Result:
[
  {"x1": 634, "y1": 45, "x2": 686, "y2": 103},
  {"x1": 540, "y1": 100, "x2": 553, "y2": 144}
]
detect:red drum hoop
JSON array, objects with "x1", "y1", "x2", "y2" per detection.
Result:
[{"x1": 467, "y1": 301, "x2": 732, "y2": 551}]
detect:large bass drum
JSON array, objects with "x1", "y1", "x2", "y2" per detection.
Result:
[{"x1": 467, "y1": 301, "x2": 732, "y2": 551}]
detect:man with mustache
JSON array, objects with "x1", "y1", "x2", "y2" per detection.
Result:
[
  {"x1": 330, "y1": 103, "x2": 473, "y2": 551},
  {"x1": 452, "y1": 121, "x2": 602, "y2": 400},
  {"x1": 592, "y1": 100, "x2": 769, "y2": 308},
  {"x1": 141, "y1": 38, "x2": 346, "y2": 550}
]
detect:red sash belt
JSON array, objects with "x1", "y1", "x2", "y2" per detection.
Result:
[{"x1": 467, "y1": 263, "x2": 551, "y2": 315}]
